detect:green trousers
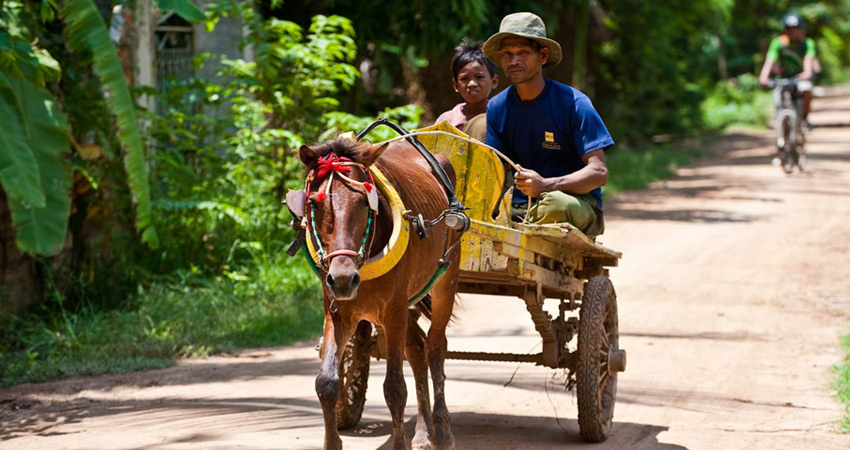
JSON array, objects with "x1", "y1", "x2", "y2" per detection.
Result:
[{"x1": 511, "y1": 191, "x2": 605, "y2": 237}]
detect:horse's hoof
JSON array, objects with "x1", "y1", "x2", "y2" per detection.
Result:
[
  {"x1": 430, "y1": 433, "x2": 455, "y2": 450},
  {"x1": 411, "y1": 433, "x2": 432, "y2": 450}
]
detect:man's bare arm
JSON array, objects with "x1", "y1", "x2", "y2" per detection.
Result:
[
  {"x1": 758, "y1": 58, "x2": 775, "y2": 86},
  {"x1": 514, "y1": 149, "x2": 608, "y2": 198},
  {"x1": 800, "y1": 55, "x2": 814, "y2": 80}
]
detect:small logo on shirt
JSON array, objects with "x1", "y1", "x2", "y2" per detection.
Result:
[{"x1": 542, "y1": 131, "x2": 561, "y2": 150}]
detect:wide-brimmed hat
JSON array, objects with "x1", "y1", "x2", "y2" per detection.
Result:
[{"x1": 483, "y1": 12, "x2": 562, "y2": 68}]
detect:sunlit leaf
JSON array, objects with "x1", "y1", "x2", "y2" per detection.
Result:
[
  {"x1": 156, "y1": 0, "x2": 206, "y2": 23},
  {"x1": 0, "y1": 73, "x2": 72, "y2": 256}
]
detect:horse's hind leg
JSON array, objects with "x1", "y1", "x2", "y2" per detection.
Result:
[
  {"x1": 426, "y1": 267, "x2": 459, "y2": 450},
  {"x1": 406, "y1": 310, "x2": 433, "y2": 450},
  {"x1": 383, "y1": 304, "x2": 410, "y2": 450},
  {"x1": 316, "y1": 311, "x2": 353, "y2": 450}
]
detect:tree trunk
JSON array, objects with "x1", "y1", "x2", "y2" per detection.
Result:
[
  {"x1": 0, "y1": 189, "x2": 40, "y2": 314},
  {"x1": 573, "y1": 0, "x2": 591, "y2": 90}
]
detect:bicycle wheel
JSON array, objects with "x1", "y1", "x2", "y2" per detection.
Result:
[{"x1": 780, "y1": 115, "x2": 795, "y2": 174}]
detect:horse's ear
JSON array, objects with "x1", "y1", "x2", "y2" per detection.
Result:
[
  {"x1": 299, "y1": 145, "x2": 319, "y2": 168},
  {"x1": 360, "y1": 142, "x2": 389, "y2": 167}
]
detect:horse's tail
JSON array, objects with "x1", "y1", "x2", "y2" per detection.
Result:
[
  {"x1": 414, "y1": 294, "x2": 433, "y2": 321},
  {"x1": 413, "y1": 294, "x2": 460, "y2": 325}
]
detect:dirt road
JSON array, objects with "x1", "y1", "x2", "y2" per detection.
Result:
[{"x1": 3, "y1": 89, "x2": 850, "y2": 450}]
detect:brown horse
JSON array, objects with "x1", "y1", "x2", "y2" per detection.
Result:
[{"x1": 298, "y1": 137, "x2": 460, "y2": 450}]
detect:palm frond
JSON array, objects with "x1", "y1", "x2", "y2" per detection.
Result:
[{"x1": 60, "y1": 0, "x2": 158, "y2": 247}]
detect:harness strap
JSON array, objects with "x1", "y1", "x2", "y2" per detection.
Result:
[
  {"x1": 324, "y1": 249, "x2": 359, "y2": 260},
  {"x1": 356, "y1": 118, "x2": 466, "y2": 214},
  {"x1": 408, "y1": 266, "x2": 448, "y2": 306}
]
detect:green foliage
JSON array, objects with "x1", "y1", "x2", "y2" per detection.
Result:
[
  {"x1": 834, "y1": 331, "x2": 850, "y2": 432},
  {"x1": 816, "y1": 28, "x2": 850, "y2": 84},
  {"x1": 156, "y1": 0, "x2": 206, "y2": 22},
  {"x1": 0, "y1": 2, "x2": 72, "y2": 256},
  {"x1": 0, "y1": 256, "x2": 321, "y2": 388},
  {"x1": 605, "y1": 143, "x2": 707, "y2": 196},
  {"x1": 594, "y1": 0, "x2": 729, "y2": 141},
  {"x1": 0, "y1": 74, "x2": 72, "y2": 255},
  {"x1": 145, "y1": 13, "x2": 422, "y2": 278},
  {"x1": 61, "y1": 0, "x2": 158, "y2": 247},
  {"x1": 701, "y1": 74, "x2": 773, "y2": 130}
]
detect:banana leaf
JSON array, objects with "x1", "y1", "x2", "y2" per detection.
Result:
[
  {"x1": 61, "y1": 0, "x2": 158, "y2": 247},
  {"x1": 156, "y1": 0, "x2": 206, "y2": 23},
  {"x1": 0, "y1": 72, "x2": 71, "y2": 256}
]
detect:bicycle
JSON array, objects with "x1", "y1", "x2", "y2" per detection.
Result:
[{"x1": 767, "y1": 78, "x2": 806, "y2": 174}]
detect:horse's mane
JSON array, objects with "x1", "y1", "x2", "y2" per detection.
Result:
[{"x1": 312, "y1": 136, "x2": 368, "y2": 162}]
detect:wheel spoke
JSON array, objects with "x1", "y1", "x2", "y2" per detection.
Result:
[{"x1": 599, "y1": 372, "x2": 610, "y2": 389}]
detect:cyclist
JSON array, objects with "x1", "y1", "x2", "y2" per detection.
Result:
[{"x1": 758, "y1": 13, "x2": 816, "y2": 166}]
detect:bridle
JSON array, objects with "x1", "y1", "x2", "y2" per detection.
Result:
[{"x1": 305, "y1": 153, "x2": 378, "y2": 271}]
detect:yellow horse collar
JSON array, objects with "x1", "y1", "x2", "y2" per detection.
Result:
[{"x1": 305, "y1": 165, "x2": 410, "y2": 281}]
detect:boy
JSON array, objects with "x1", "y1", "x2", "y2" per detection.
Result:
[{"x1": 435, "y1": 39, "x2": 499, "y2": 141}]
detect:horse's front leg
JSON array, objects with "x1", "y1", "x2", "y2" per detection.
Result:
[
  {"x1": 406, "y1": 310, "x2": 433, "y2": 450},
  {"x1": 316, "y1": 311, "x2": 351, "y2": 450},
  {"x1": 426, "y1": 267, "x2": 459, "y2": 450},
  {"x1": 383, "y1": 304, "x2": 410, "y2": 450}
]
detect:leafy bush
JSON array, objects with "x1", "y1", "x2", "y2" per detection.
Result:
[
  {"x1": 145, "y1": 14, "x2": 422, "y2": 278},
  {"x1": 701, "y1": 74, "x2": 773, "y2": 130},
  {"x1": 605, "y1": 143, "x2": 706, "y2": 196}
]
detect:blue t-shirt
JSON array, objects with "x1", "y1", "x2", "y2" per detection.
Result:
[{"x1": 485, "y1": 78, "x2": 614, "y2": 209}]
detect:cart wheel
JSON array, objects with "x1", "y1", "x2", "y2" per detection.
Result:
[
  {"x1": 336, "y1": 320, "x2": 373, "y2": 430},
  {"x1": 576, "y1": 275, "x2": 623, "y2": 442}
]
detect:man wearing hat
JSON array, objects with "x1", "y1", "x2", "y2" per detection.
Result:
[{"x1": 484, "y1": 12, "x2": 613, "y2": 237}]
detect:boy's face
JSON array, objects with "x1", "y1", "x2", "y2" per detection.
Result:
[{"x1": 453, "y1": 61, "x2": 498, "y2": 104}]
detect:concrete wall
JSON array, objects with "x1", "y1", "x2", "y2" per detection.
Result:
[{"x1": 194, "y1": 0, "x2": 251, "y2": 80}]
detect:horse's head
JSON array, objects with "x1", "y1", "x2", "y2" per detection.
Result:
[{"x1": 299, "y1": 138, "x2": 388, "y2": 301}]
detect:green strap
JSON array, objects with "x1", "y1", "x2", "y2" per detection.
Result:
[{"x1": 408, "y1": 266, "x2": 448, "y2": 306}]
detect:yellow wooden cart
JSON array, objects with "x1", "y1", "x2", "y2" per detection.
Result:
[{"x1": 335, "y1": 121, "x2": 626, "y2": 443}]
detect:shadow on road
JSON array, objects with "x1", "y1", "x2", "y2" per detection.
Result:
[
  {"x1": 810, "y1": 121, "x2": 850, "y2": 128},
  {"x1": 1, "y1": 353, "x2": 321, "y2": 397},
  {"x1": 361, "y1": 412, "x2": 689, "y2": 450},
  {"x1": 0, "y1": 394, "x2": 324, "y2": 441}
]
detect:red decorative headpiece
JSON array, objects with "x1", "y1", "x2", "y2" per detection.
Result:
[{"x1": 315, "y1": 154, "x2": 352, "y2": 180}]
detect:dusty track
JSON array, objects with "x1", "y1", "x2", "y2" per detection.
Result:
[{"x1": 3, "y1": 89, "x2": 850, "y2": 450}]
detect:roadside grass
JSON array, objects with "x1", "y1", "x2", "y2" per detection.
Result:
[
  {"x1": 605, "y1": 142, "x2": 708, "y2": 196},
  {"x1": 834, "y1": 331, "x2": 850, "y2": 432},
  {"x1": 0, "y1": 256, "x2": 322, "y2": 389}
]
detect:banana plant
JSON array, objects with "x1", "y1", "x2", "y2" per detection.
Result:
[{"x1": 0, "y1": 0, "x2": 205, "y2": 255}]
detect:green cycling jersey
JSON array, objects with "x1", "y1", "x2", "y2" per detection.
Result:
[{"x1": 766, "y1": 35, "x2": 816, "y2": 78}]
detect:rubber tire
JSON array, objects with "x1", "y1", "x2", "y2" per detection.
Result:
[
  {"x1": 782, "y1": 148, "x2": 795, "y2": 174},
  {"x1": 336, "y1": 321, "x2": 373, "y2": 430},
  {"x1": 576, "y1": 275, "x2": 619, "y2": 443},
  {"x1": 781, "y1": 116, "x2": 795, "y2": 174}
]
